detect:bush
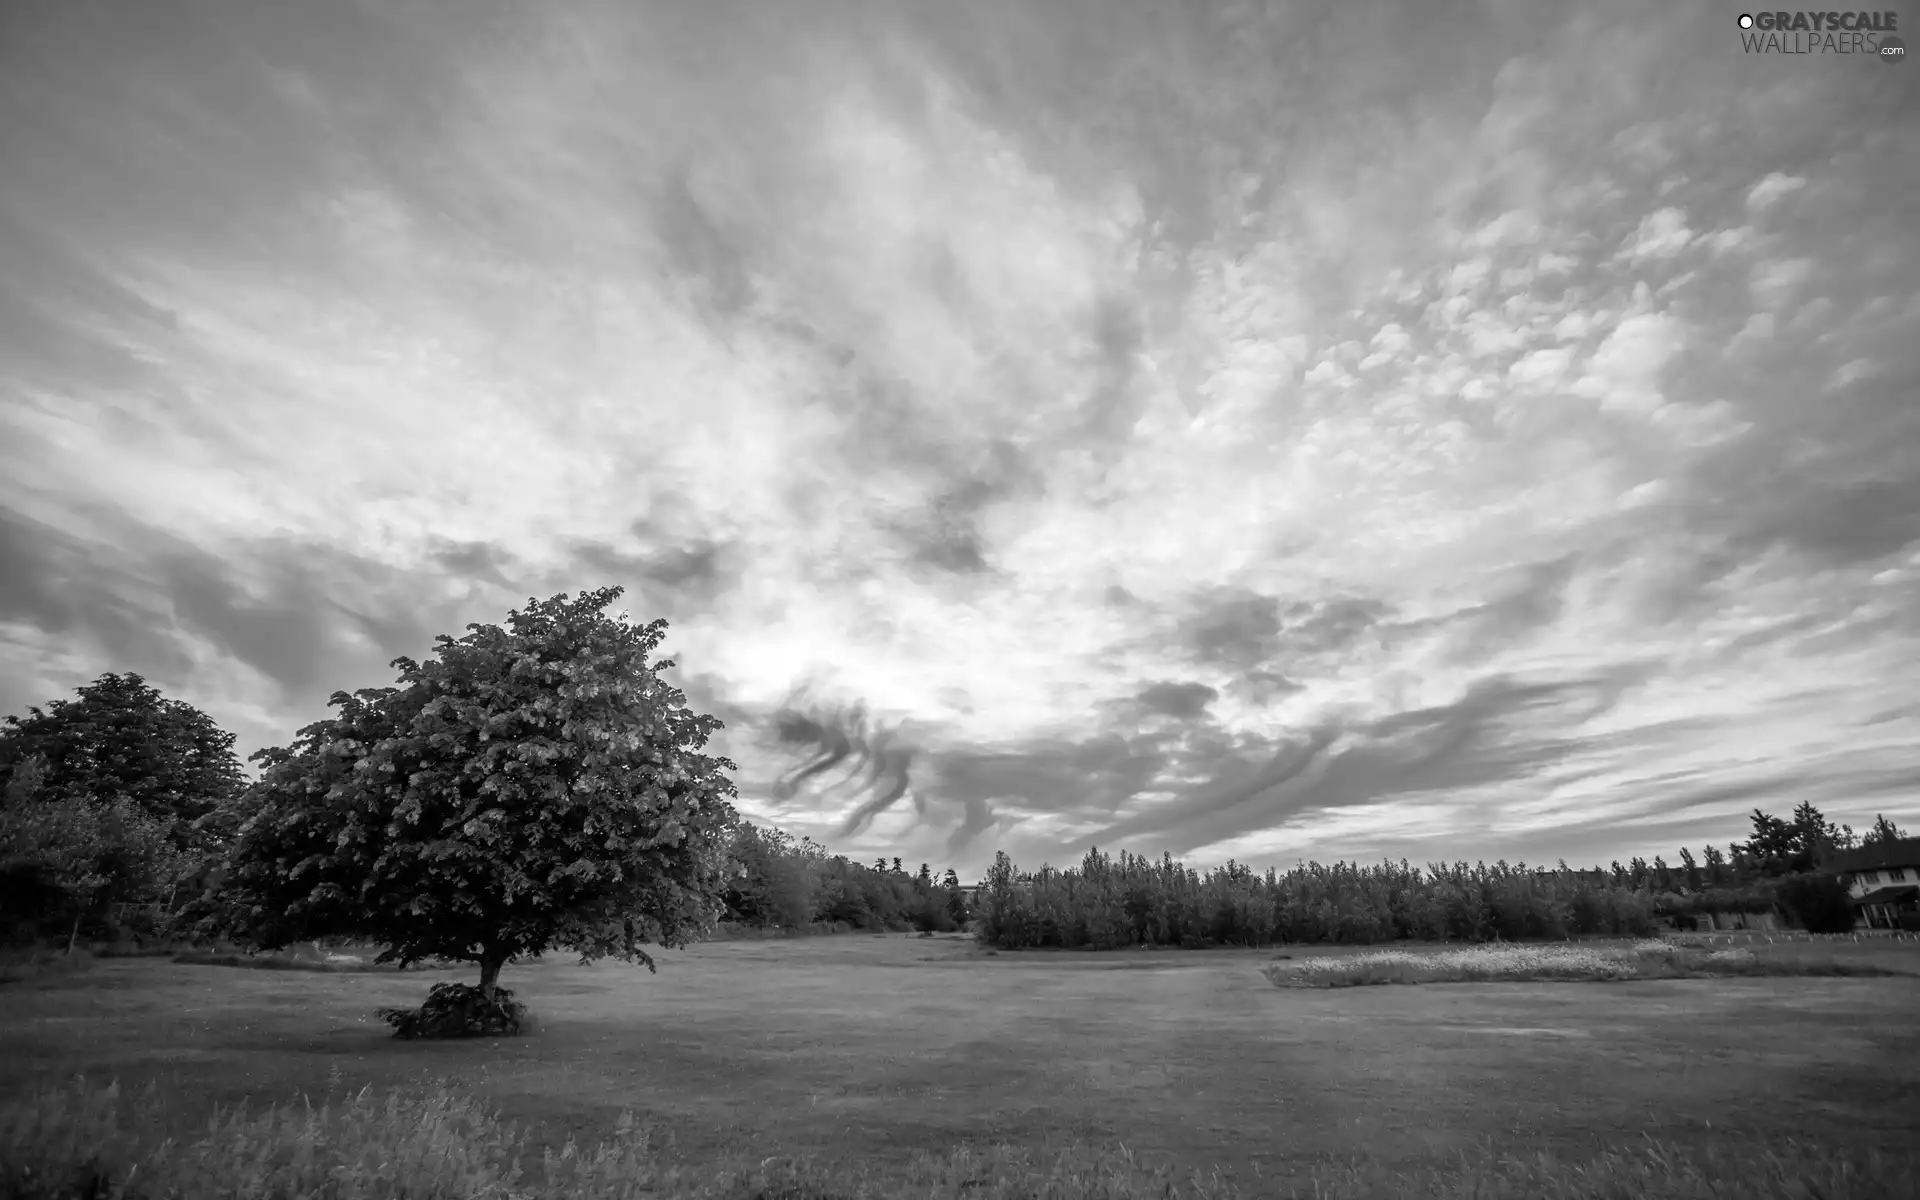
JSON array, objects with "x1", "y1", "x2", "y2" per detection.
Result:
[
  {"x1": 1775, "y1": 874, "x2": 1855, "y2": 933},
  {"x1": 376, "y1": 981, "x2": 531, "y2": 1039}
]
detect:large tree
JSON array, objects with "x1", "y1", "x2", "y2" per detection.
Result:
[
  {"x1": 0, "y1": 672, "x2": 247, "y2": 856},
  {"x1": 215, "y1": 588, "x2": 741, "y2": 1007},
  {"x1": 1740, "y1": 802, "x2": 1851, "y2": 875}
]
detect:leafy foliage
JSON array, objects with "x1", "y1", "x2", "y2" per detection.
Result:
[
  {"x1": 377, "y1": 982, "x2": 529, "y2": 1039},
  {"x1": 1739, "y1": 802, "x2": 1851, "y2": 875},
  {"x1": 0, "y1": 673, "x2": 247, "y2": 856},
  {"x1": 721, "y1": 823, "x2": 820, "y2": 929},
  {"x1": 1860, "y1": 813, "x2": 1907, "y2": 846},
  {"x1": 0, "y1": 756, "x2": 186, "y2": 945},
  {"x1": 216, "y1": 588, "x2": 740, "y2": 998},
  {"x1": 974, "y1": 848, "x2": 1667, "y2": 950},
  {"x1": 1774, "y1": 872, "x2": 1856, "y2": 934},
  {"x1": 718, "y1": 829, "x2": 966, "y2": 935}
]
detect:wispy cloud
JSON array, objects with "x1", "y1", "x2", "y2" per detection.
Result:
[{"x1": 2, "y1": 0, "x2": 1917, "y2": 877}]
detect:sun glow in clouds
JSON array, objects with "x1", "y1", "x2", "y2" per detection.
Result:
[{"x1": 1, "y1": 0, "x2": 1917, "y2": 878}]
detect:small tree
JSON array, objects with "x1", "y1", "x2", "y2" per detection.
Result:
[
  {"x1": 0, "y1": 756, "x2": 184, "y2": 952},
  {"x1": 1677, "y1": 846, "x2": 1701, "y2": 891},
  {"x1": 1862, "y1": 814, "x2": 1908, "y2": 847},
  {"x1": 944, "y1": 871, "x2": 975, "y2": 925},
  {"x1": 215, "y1": 588, "x2": 740, "y2": 1032}
]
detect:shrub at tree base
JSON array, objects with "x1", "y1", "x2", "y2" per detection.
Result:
[{"x1": 377, "y1": 981, "x2": 529, "y2": 1039}]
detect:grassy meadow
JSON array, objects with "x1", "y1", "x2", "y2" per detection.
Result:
[{"x1": 2, "y1": 932, "x2": 1918, "y2": 1197}]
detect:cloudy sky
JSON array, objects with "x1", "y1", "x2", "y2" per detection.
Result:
[{"x1": 3, "y1": 0, "x2": 1917, "y2": 879}]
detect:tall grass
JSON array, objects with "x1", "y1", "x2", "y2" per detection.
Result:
[
  {"x1": 1263, "y1": 939, "x2": 1901, "y2": 987},
  {"x1": 2, "y1": 1075, "x2": 1915, "y2": 1199}
]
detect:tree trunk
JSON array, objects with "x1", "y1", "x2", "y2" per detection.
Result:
[
  {"x1": 67, "y1": 909, "x2": 84, "y2": 957},
  {"x1": 477, "y1": 953, "x2": 505, "y2": 1001}
]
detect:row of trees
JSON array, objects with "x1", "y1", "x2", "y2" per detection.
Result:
[
  {"x1": 967, "y1": 803, "x2": 1905, "y2": 951},
  {"x1": 720, "y1": 823, "x2": 971, "y2": 934},
  {"x1": 975, "y1": 851, "x2": 1661, "y2": 948},
  {"x1": 0, "y1": 587, "x2": 1910, "y2": 1027}
]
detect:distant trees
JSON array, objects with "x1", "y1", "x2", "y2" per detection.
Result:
[
  {"x1": 966, "y1": 801, "x2": 1911, "y2": 951},
  {"x1": 970, "y1": 848, "x2": 1663, "y2": 950},
  {"x1": 1736, "y1": 802, "x2": 1852, "y2": 875},
  {"x1": 0, "y1": 672, "x2": 247, "y2": 858},
  {"x1": 942, "y1": 868, "x2": 970, "y2": 927},
  {"x1": 1702, "y1": 844, "x2": 1729, "y2": 885},
  {"x1": 0, "y1": 674, "x2": 246, "y2": 943},
  {"x1": 1678, "y1": 847, "x2": 1701, "y2": 890},
  {"x1": 6, "y1": 653, "x2": 1900, "y2": 961},
  {"x1": 1861, "y1": 814, "x2": 1908, "y2": 846},
  {"x1": 0, "y1": 756, "x2": 185, "y2": 951},
  {"x1": 213, "y1": 588, "x2": 741, "y2": 1023},
  {"x1": 722, "y1": 824, "x2": 816, "y2": 930},
  {"x1": 718, "y1": 825, "x2": 966, "y2": 935}
]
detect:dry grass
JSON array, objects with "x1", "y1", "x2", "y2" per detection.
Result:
[
  {"x1": 4, "y1": 1073, "x2": 1916, "y2": 1200},
  {"x1": 1263, "y1": 938, "x2": 1908, "y2": 988}
]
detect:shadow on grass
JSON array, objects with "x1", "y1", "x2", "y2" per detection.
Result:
[
  {"x1": 0, "y1": 947, "x2": 95, "y2": 986},
  {"x1": 2, "y1": 1074, "x2": 1914, "y2": 1200},
  {"x1": 170, "y1": 950, "x2": 467, "y2": 974}
]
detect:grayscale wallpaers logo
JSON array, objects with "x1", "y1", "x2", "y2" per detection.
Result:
[{"x1": 1736, "y1": 10, "x2": 1904, "y2": 59}]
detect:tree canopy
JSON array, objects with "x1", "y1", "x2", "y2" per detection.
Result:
[
  {"x1": 1734, "y1": 801, "x2": 1857, "y2": 876},
  {"x1": 0, "y1": 672, "x2": 247, "y2": 853},
  {"x1": 1861, "y1": 813, "x2": 1908, "y2": 847},
  {"x1": 216, "y1": 587, "x2": 741, "y2": 998},
  {"x1": 0, "y1": 755, "x2": 184, "y2": 949}
]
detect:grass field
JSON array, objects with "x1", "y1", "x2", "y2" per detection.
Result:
[{"x1": 2, "y1": 933, "x2": 1918, "y2": 1194}]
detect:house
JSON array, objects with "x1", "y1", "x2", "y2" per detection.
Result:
[{"x1": 1824, "y1": 836, "x2": 1920, "y2": 930}]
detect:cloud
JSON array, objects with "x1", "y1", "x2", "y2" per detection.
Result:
[
  {"x1": 1571, "y1": 312, "x2": 1683, "y2": 415},
  {"x1": 1133, "y1": 680, "x2": 1220, "y2": 719},
  {"x1": 1620, "y1": 207, "x2": 1693, "y2": 262},
  {"x1": 1744, "y1": 172, "x2": 1806, "y2": 213},
  {"x1": 3, "y1": 0, "x2": 1917, "y2": 879},
  {"x1": 1750, "y1": 257, "x2": 1815, "y2": 311}
]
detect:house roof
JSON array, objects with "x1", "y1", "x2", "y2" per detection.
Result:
[
  {"x1": 1825, "y1": 836, "x2": 1920, "y2": 874},
  {"x1": 1850, "y1": 884, "x2": 1919, "y2": 908}
]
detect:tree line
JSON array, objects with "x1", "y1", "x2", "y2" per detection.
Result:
[
  {"x1": 0, "y1": 588, "x2": 1908, "y2": 1029},
  {"x1": 968, "y1": 819, "x2": 1890, "y2": 952}
]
